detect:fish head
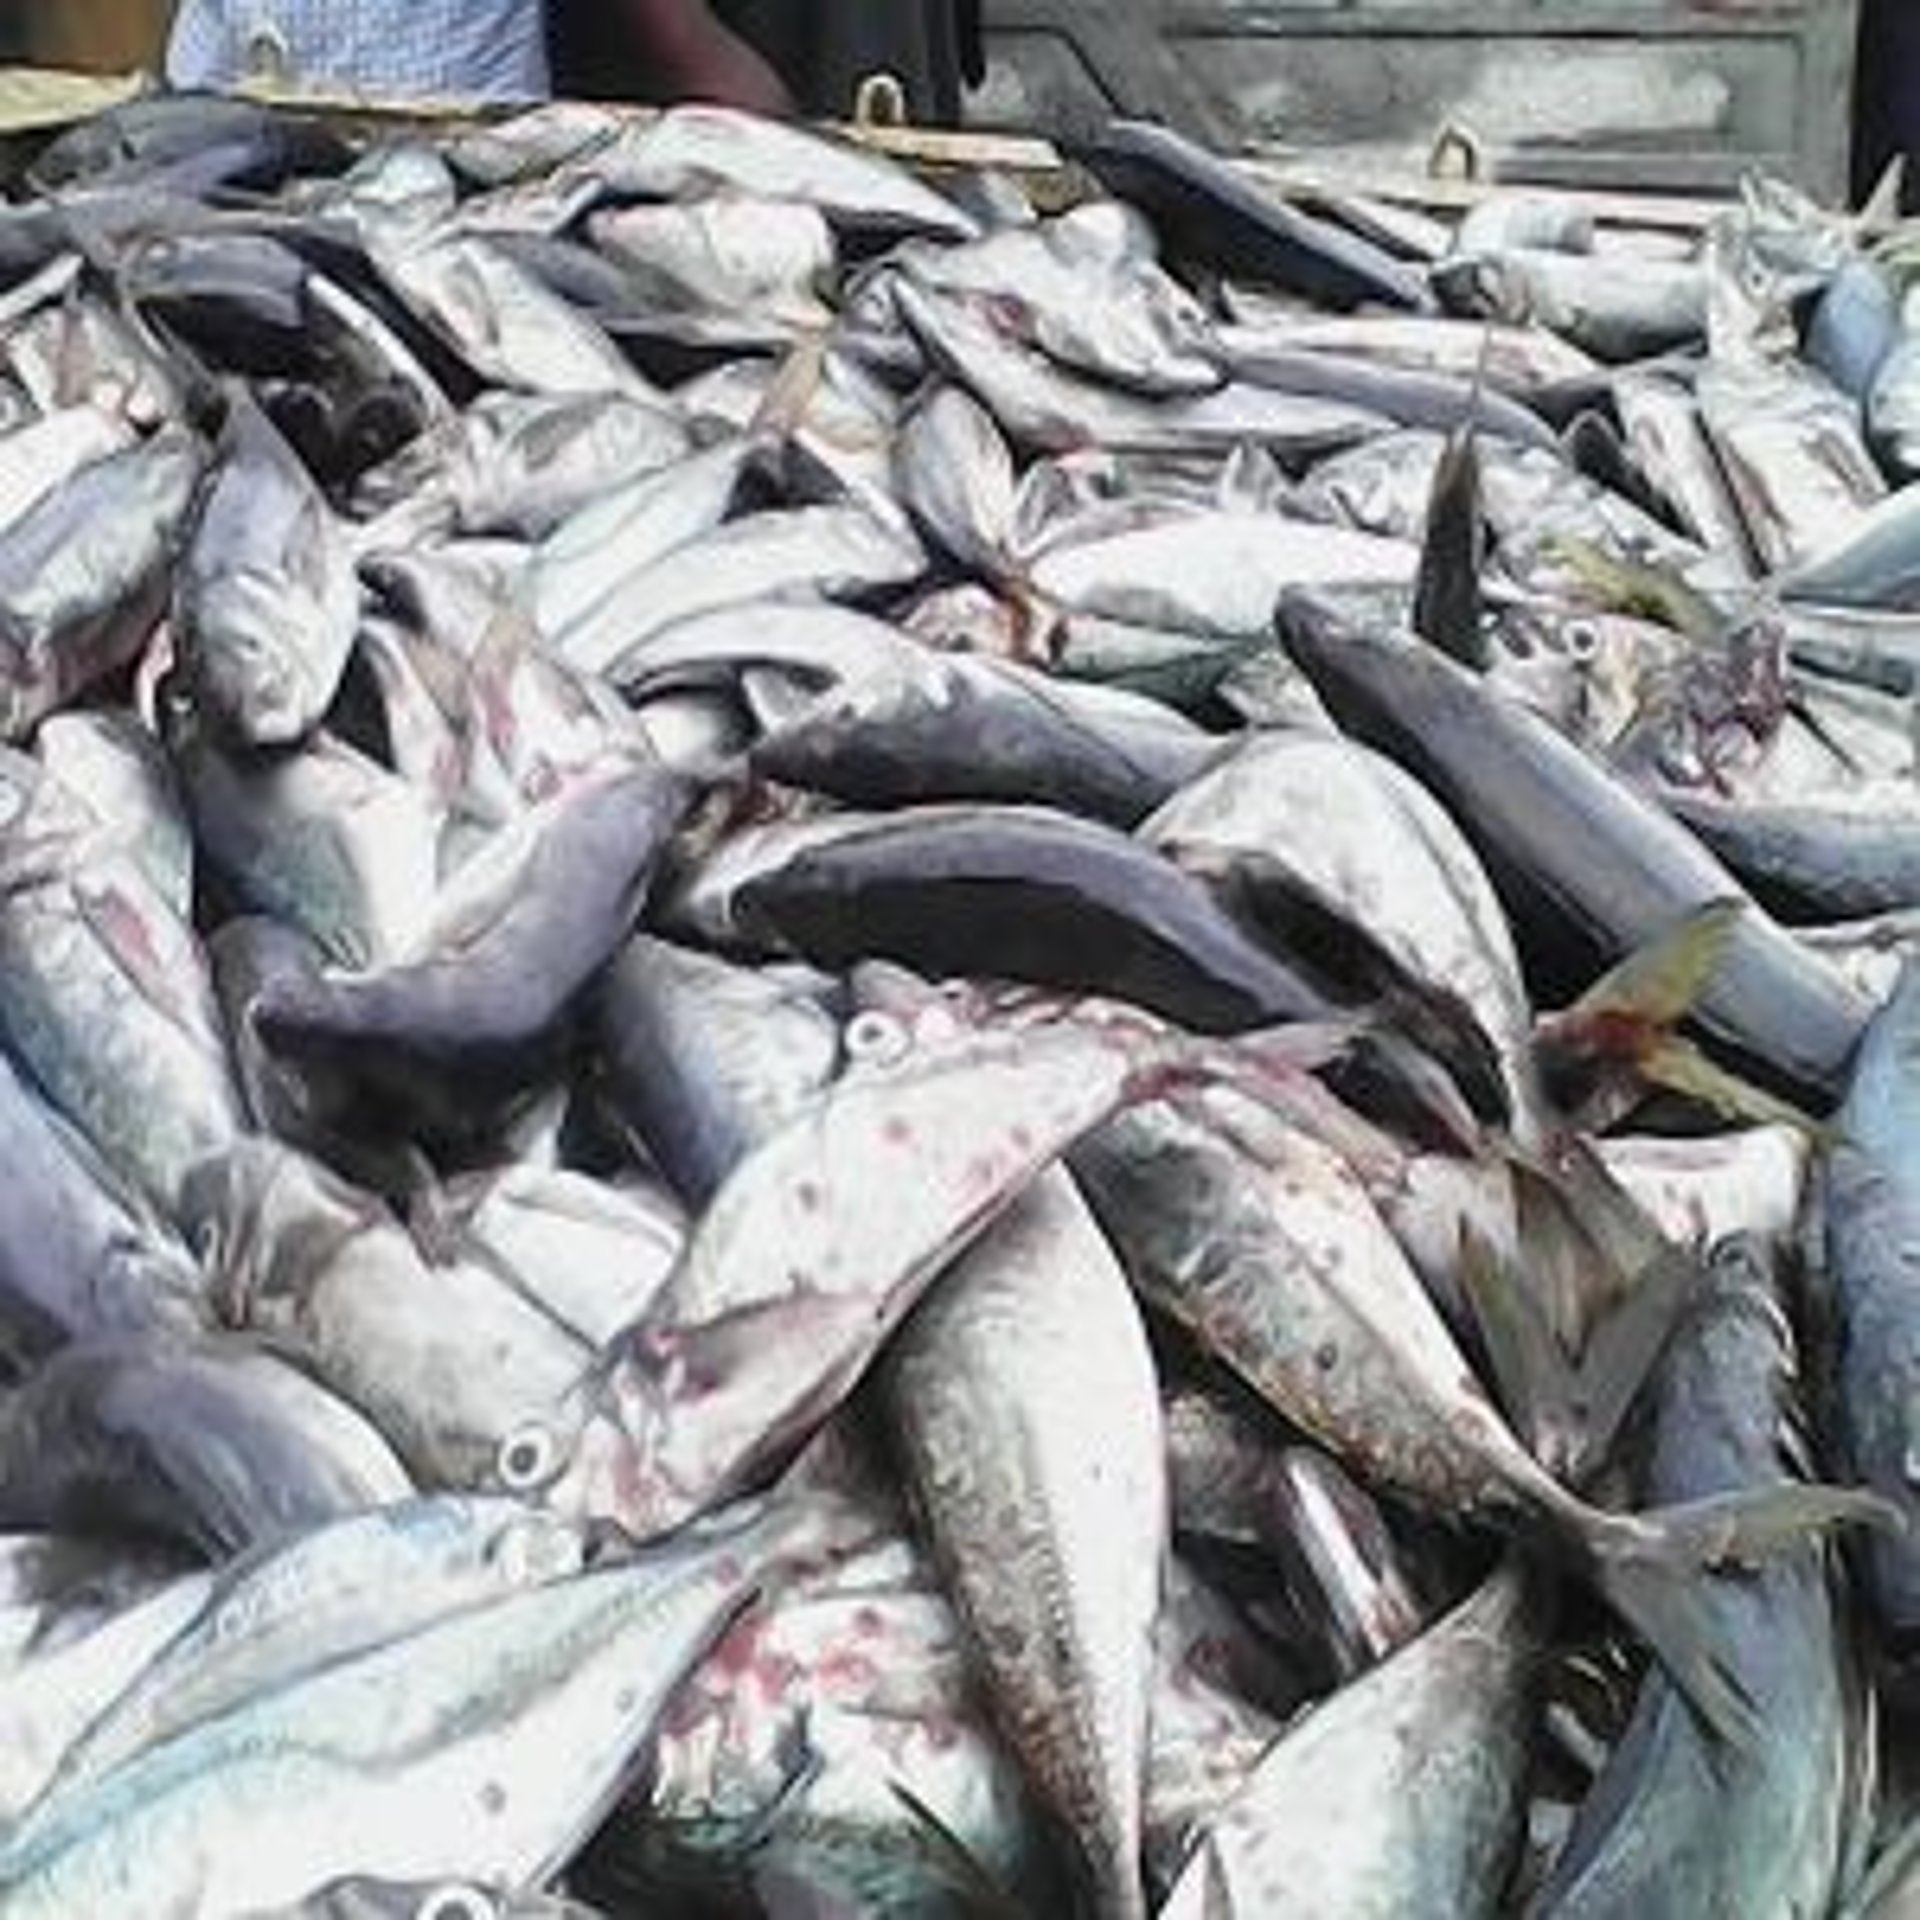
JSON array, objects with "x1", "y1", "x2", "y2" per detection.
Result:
[
  {"x1": 189, "y1": 566, "x2": 334, "y2": 746},
  {"x1": 532, "y1": 1288, "x2": 894, "y2": 1549}
]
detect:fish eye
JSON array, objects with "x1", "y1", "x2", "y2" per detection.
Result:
[
  {"x1": 844, "y1": 1010, "x2": 911, "y2": 1067},
  {"x1": 496, "y1": 1421, "x2": 561, "y2": 1493},
  {"x1": 415, "y1": 1886, "x2": 497, "y2": 1920}
]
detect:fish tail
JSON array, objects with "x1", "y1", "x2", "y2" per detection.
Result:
[
  {"x1": 1534, "y1": 900, "x2": 1819, "y2": 1132},
  {"x1": 1459, "y1": 1205, "x2": 1689, "y2": 1489},
  {"x1": 1578, "y1": 1487, "x2": 1899, "y2": 1749}
]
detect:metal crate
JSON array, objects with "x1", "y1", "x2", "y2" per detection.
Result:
[{"x1": 974, "y1": 2, "x2": 1861, "y2": 203}]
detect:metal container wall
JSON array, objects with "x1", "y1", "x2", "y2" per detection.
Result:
[{"x1": 975, "y1": 2, "x2": 1861, "y2": 201}]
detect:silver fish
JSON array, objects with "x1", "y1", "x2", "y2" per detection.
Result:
[
  {"x1": 540, "y1": 1009, "x2": 1199, "y2": 1541},
  {"x1": 0, "y1": 750, "x2": 243, "y2": 1221},
  {"x1": 372, "y1": 232, "x2": 663, "y2": 402},
  {"x1": 0, "y1": 428, "x2": 200, "y2": 742},
  {"x1": 176, "y1": 392, "x2": 359, "y2": 747},
  {"x1": 0, "y1": 1504, "x2": 794, "y2": 1915},
  {"x1": 1435, "y1": 247, "x2": 1708, "y2": 360},
  {"x1": 1160, "y1": 1566, "x2": 1537, "y2": 1919},
  {"x1": 1030, "y1": 509, "x2": 1417, "y2": 638},
  {"x1": 883, "y1": 1167, "x2": 1166, "y2": 1920},
  {"x1": 592, "y1": 105, "x2": 979, "y2": 242},
  {"x1": 42, "y1": 1496, "x2": 588, "y2": 1803},
  {"x1": 586, "y1": 196, "x2": 835, "y2": 332}
]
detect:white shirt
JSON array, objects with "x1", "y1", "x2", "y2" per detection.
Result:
[{"x1": 166, "y1": 0, "x2": 552, "y2": 102}]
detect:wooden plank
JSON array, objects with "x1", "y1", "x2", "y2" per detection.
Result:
[
  {"x1": 1239, "y1": 154, "x2": 1743, "y2": 234},
  {"x1": 0, "y1": 65, "x2": 146, "y2": 136},
  {"x1": 837, "y1": 118, "x2": 1065, "y2": 174},
  {"x1": 0, "y1": 59, "x2": 1755, "y2": 246}
]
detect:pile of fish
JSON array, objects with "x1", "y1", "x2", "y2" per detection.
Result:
[{"x1": 6, "y1": 83, "x2": 1920, "y2": 1916}]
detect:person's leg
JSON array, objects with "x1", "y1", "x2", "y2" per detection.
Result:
[{"x1": 1856, "y1": 0, "x2": 1920, "y2": 208}]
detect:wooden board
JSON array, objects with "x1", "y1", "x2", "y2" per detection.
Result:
[{"x1": 0, "y1": 66, "x2": 147, "y2": 137}]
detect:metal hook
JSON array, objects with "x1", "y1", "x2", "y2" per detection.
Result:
[
  {"x1": 241, "y1": 19, "x2": 293, "y2": 87},
  {"x1": 854, "y1": 71, "x2": 911, "y2": 132},
  {"x1": 1428, "y1": 120, "x2": 1487, "y2": 184}
]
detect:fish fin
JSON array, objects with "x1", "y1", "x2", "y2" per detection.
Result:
[
  {"x1": 1645, "y1": 1486, "x2": 1902, "y2": 1570},
  {"x1": 1586, "y1": 1488, "x2": 1899, "y2": 1748},
  {"x1": 1583, "y1": 1532, "x2": 1762, "y2": 1748},
  {"x1": 1569, "y1": 1246, "x2": 1701, "y2": 1476},
  {"x1": 1860, "y1": 155, "x2": 1907, "y2": 232},
  {"x1": 1459, "y1": 1222, "x2": 1578, "y2": 1470},
  {"x1": 886, "y1": 1782, "x2": 1032, "y2": 1920},
  {"x1": 1533, "y1": 901, "x2": 1754, "y2": 1116},
  {"x1": 1545, "y1": 534, "x2": 1726, "y2": 644},
  {"x1": 1464, "y1": 1169, "x2": 1699, "y2": 1482},
  {"x1": 406, "y1": 1170, "x2": 465, "y2": 1267},
  {"x1": 1411, "y1": 335, "x2": 1488, "y2": 668},
  {"x1": 1636, "y1": 1034, "x2": 1827, "y2": 1140},
  {"x1": 1517, "y1": 1137, "x2": 1669, "y2": 1298},
  {"x1": 1558, "y1": 900, "x2": 1745, "y2": 1037}
]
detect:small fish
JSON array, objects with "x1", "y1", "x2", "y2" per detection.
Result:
[
  {"x1": 1435, "y1": 248, "x2": 1708, "y2": 361},
  {"x1": 592, "y1": 105, "x2": 980, "y2": 242},
  {"x1": 0, "y1": 428, "x2": 201, "y2": 741},
  {"x1": 540, "y1": 1009, "x2": 1208, "y2": 1541},
  {"x1": 175, "y1": 390, "x2": 359, "y2": 747},
  {"x1": 253, "y1": 756, "x2": 688, "y2": 1125},
  {"x1": 1160, "y1": 1564, "x2": 1538, "y2": 1919},
  {"x1": 1531, "y1": 1239, "x2": 1864, "y2": 1917},
  {"x1": 733, "y1": 803, "x2": 1340, "y2": 1037},
  {"x1": 883, "y1": 1161, "x2": 1166, "y2": 1920}
]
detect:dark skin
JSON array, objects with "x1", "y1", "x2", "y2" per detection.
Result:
[{"x1": 614, "y1": 0, "x2": 794, "y2": 115}]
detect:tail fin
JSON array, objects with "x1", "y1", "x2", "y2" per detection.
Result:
[
  {"x1": 1582, "y1": 1488, "x2": 1899, "y2": 1750},
  {"x1": 1459, "y1": 1143, "x2": 1693, "y2": 1483},
  {"x1": 1461, "y1": 1222, "x2": 1697, "y2": 1487},
  {"x1": 1545, "y1": 534, "x2": 1726, "y2": 644},
  {"x1": 1412, "y1": 334, "x2": 1489, "y2": 669},
  {"x1": 1535, "y1": 901, "x2": 1822, "y2": 1135}
]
